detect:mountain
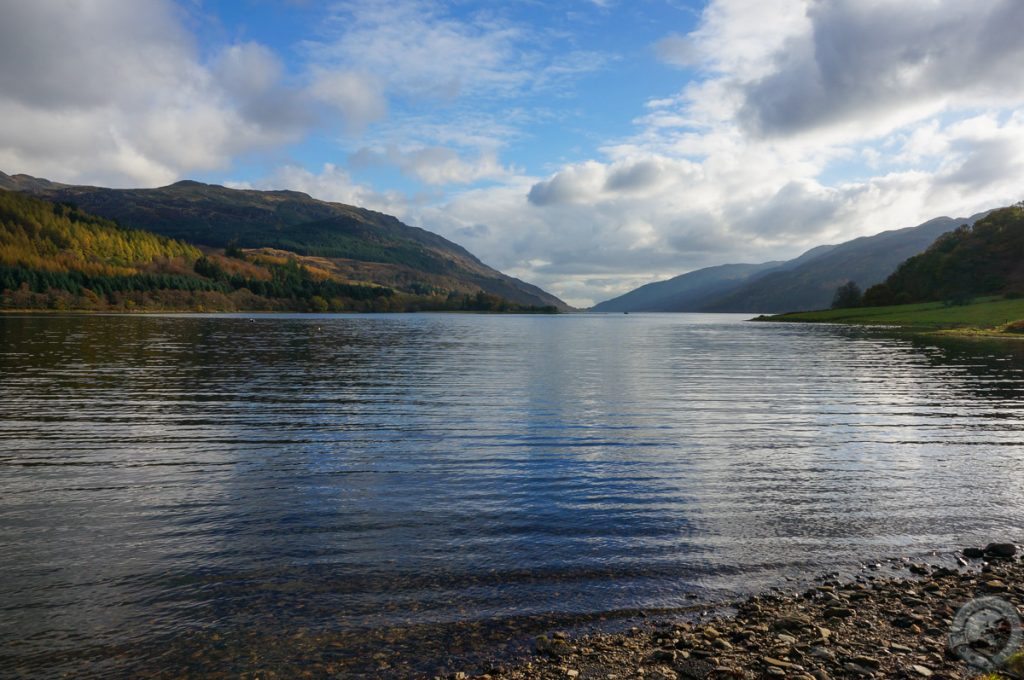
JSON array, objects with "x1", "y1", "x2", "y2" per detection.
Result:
[
  {"x1": 706, "y1": 213, "x2": 989, "y2": 313},
  {"x1": 592, "y1": 212, "x2": 989, "y2": 313},
  {"x1": 0, "y1": 190, "x2": 414, "y2": 312},
  {"x1": 863, "y1": 205, "x2": 1024, "y2": 306},
  {"x1": 0, "y1": 189, "x2": 200, "y2": 274},
  {"x1": 591, "y1": 243, "x2": 838, "y2": 313},
  {"x1": 0, "y1": 171, "x2": 569, "y2": 311},
  {"x1": 591, "y1": 262, "x2": 782, "y2": 313}
]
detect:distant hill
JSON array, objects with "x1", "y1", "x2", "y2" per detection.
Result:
[
  {"x1": 863, "y1": 205, "x2": 1024, "y2": 306},
  {"x1": 591, "y1": 262, "x2": 782, "y2": 313},
  {"x1": 591, "y1": 212, "x2": 989, "y2": 314},
  {"x1": 705, "y1": 213, "x2": 989, "y2": 313},
  {"x1": 591, "y1": 243, "x2": 837, "y2": 313},
  {"x1": 0, "y1": 171, "x2": 569, "y2": 311}
]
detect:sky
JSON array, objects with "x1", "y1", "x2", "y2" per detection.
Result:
[{"x1": 2, "y1": 0, "x2": 1024, "y2": 307}]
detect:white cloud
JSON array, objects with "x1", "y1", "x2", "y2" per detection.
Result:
[
  {"x1": 351, "y1": 146, "x2": 510, "y2": 185},
  {"x1": 734, "y1": 0, "x2": 1024, "y2": 138},
  {"x1": 6, "y1": 0, "x2": 1024, "y2": 309},
  {"x1": 301, "y1": 0, "x2": 609, "y2": 182},
  {"x1": 0, "y1": 1, "x2": 307, "y2": 187},
  {"x1": 306, "y1": 1, "x2": 530, "y2": 102},
  {"x1": 309, "y1": 69, "x2": 388, "y2": 132},
  {"x1": 654, "y1": 0, "x2": 807, "y2": 78},
  {"x1": 420, "y1": 0, "x2": 1024, "y2": 306}
]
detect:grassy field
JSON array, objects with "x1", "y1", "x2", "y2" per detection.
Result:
[{"x1": 757, "y1": 296, "x2": 1024, "y2": 333}]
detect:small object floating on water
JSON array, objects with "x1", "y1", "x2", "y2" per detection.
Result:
[{"x1": 248, "y1": 318, "x2": 255, "y2": 323}]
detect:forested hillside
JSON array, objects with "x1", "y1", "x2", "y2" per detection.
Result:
[
  {"x1": 1, "y1": 172, "x2": 568, "y2": 311},
  {"x1": 702, "y1": 215, "x2": 986, "y2": 313},
  {"x1": 864, "y1": 205, "x2": 1024, "y2": 306},
  {"x1": 0, "y1": 191, "x2": 557, "y2": 313},
  {"x1": 0, "y1": 190, "x2": 199, "y2": 275}
]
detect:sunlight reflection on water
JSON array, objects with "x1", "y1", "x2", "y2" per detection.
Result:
[{"x1": 1, "y1": 312, "x2": 1023, "y2": 676}]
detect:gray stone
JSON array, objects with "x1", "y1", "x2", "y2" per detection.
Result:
[
  {"x1": 772, "y1": 615, "x2": 812, "y2": 632},
  {"x1": 823, "y1": 607, "x2": 854, "y2": 619},
  {"x1": 675, "y1": 659, "x2": 716, "y2": 680},
  {"x1": 984, "y1": 542, "x2": 1017, "y2": 558}
]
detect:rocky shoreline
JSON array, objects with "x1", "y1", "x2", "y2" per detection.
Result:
[{"x1": 452, "y1": 543, "x2": 1023, "y2": 680}]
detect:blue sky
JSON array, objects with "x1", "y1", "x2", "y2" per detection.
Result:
[
  {"x1": 193, "y1": 1, "x2": 707, "y2": 194},
  {"x1": 3, "y1": 1, "x2": 1024, "y2": 306}
]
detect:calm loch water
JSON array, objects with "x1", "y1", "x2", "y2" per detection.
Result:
[{"x1": 2, "y1": 313, "x2": 1024, "y2": 677}]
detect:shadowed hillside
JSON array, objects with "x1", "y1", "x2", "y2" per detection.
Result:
[
  {"x1": 590, "y1": 262, "x2": 782, "y2": 313},
  {"x1": 591, "y1": 212, "x2": 990, "y2": 314}
]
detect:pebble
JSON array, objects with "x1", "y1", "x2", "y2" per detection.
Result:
[
  {"x1": 763, "y1": 656, "x2": 804, "y2": 671},
  {"x1": 851, "y1": 655, "x2": 880, "y2": 669},
  {"x1": 823, "y1": 607, "x2": 854, "y2": 619}
]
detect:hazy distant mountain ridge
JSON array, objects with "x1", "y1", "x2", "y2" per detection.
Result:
[
  {"x1": 590, "y1": 262, "x2": 781, "y2": 313},
  {"x1": 0, "y1": 172, "x2": 569, "y2": 311},
  {"x1": 592, "y1": 212, "x2": 990, "y2": 313},
  {"x1": 706, "y1": 214, "x2": 989, "y2": 313}
]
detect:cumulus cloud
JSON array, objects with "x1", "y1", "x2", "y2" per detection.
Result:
[
  {"x1": 7, "y1": 0, "x2": 1024, "y2": 308},
  {"x1": 421, "y1": 0, "x2": 1024, "y2": 307},
  {"x1": 526, "y1": 157, "x2": 698, "y2": 206},
  {"x1": 309, "y1": 70, "x2": 388, "y2": 132},
  {"x1": 527, "y1": 162, "x2": 608, "y2": 206},
  {"x1": 0, "y1": 0, "x2": 310, "y2": 187},
  {"x1": 732, "y1": 0, "x2": 1024, "y2": 138},
  {"x1": 0, "y1": 0, "x2": 547, "y2": 189},
  {"x1": 656, "y1": 0, "x2": 809, "y2": 80}
]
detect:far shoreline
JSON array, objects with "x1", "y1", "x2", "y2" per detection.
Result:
[
  {"x1": 0, "y1": 307, "x2": 564, "y2": 316},
  {"x1": 752, "y1": 295, "x2": 1024, "y2": 341}
]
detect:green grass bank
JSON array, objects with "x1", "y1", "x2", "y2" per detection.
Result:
[{"x1": 755, "y1": 296, "x2": 1024, "y2": 336}]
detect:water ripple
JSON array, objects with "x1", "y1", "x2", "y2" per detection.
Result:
[{"x1": 1, "y1": 313, "x2": 1024, "y2": 676}]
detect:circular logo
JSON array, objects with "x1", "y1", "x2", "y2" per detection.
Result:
[{"x1": 949, "y1": 596, "x2": 1023, "y2": 670}]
